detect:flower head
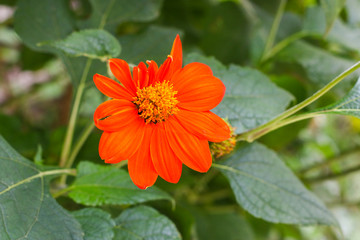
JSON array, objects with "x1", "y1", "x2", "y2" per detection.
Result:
[{"x1": 93, "y1": 35, "x2": 231, "y2": 189}]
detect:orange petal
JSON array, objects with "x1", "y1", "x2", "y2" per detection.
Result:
[
  {"x1": 128, "y1": 124, "x2": 158, "y2": 189},
  {"x1": 99, "y1": 118, "x2": 146, "y2": 163},
  {"x1": 93, "y1": 74, "x2": 133, "y2": 101},
  {"x1": 109, "y1": 58, "x2": 137, "y2": 95},
  {"x1": 170, "y1": 62, "x2": 213, "y2": 88},
  {"x1": 147, "y1": 60, "x2": 158, "y2": 85},
  {"x1": 94, "y1": 99, "x2": 138, "y2": 132},
  {"x1": 165, "y1": 117, "x2": 212, "y2": 172},
  {"x1": 133, "y1": 62, "x2": 149, "y2": 89},
  {"x1": 150, "y1": 122, "x2": 182, "y2": 183},
  {"x1": 170, "y1": 34, "x2": 183, "y2": 73},
  {"x1": 155, "y1": 56, "x2": 173, "y2": 83},
  {"x1": 171, "y1": 63, "x2": 225, "y2": 111},
  {"x1": 175, "y1": 110, "x2": 231, "y2": 142}
]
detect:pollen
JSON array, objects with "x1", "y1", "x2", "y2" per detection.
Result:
[{"x1": 133, "y1": 81, "x2": 179, "y2": 124}]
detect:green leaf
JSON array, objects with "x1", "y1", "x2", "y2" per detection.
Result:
[
  {"x1": 60, "y1": 55, "x2": 107, "y2": 87},
  {"x1": 278, "y1": 40, "x2": 358, "y2": 86},
  {"x1": 119, "y1": 25, "x2": 181, "y2": 64},
  {"x1": 45, "y1": 29, "x2": 121, "y2": 60},
  {"x1": 320, "y1": 0, "x2": 345, "y2": 34},
  {"x1": 303, "y1": 7, "x2": 360, "y2": 53},
  {"x1": 78, "y1": 0, "x2": 163, "y2": 31},
  {"x1": 345, "y1": 0, "x2": 360, "y2": 26},
  {"x1": 327, "y1": 20, "x2": 360, "y2": 54},
  {"x1": 195, "y1": 212, "x2": 254, "y2": 240},
  {"x1": 72, "y1": 208, "x2": 115, "y2": 240},
  {"x1": 319, "y1": 77, "x2": 360, "y2": 117},
  {"x1": 303, "y1": 7, "x2": 327, "y2": 35},
  {"x1": 68, "y1": 161, "x2": 173, "y2": 206},
  {"x1": 113, "y1": 206, "x2": 181, "y2": 240},
  {"x1": 0, "y1": 135, "x2": 83, "y2": 240},
  {"x1": 14, "y1": 0, "x2": 75, "y2": 51},
  {"x1": 215, "y1": 142, "x2": 337, "y2": 225},
  {"x1": 185, "y1": 53, "x2": 293, "y2": 134}
]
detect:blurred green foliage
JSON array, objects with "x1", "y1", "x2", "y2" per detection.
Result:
[{"x1": 1, "y1": 0, "x2": 360, "y2": 239}]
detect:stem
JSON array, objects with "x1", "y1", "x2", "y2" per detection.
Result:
[
  {"x1": 52, "y1": 186, "x2": 75, "y2": 199},
  {"x1": 66, "y1": 123, "x2": 95, "y2": 169},
  {"x1": 262, "y1": 0, "x2": 287, "y2": 61},
  {"x1": 212, "y1": 163, "x2": 233, "y2": 171},
  {"x1": 0, "y1": 169, "x2": 76, "y2": 195},
  {"x1": 98, "y1": 0, "x2": 116, "y2": 29},
  {"x1": 238, "y1": 0, "x2": 259, "y2": 23},
  {"x1": 240, "y1": 112, "x2": 322, "y2": 141},
  {"x1": 59, "y1": 59, "x2": 92, "y2": 168},
  {"x1": 262, "y1": 31, "x2": 308, "y2": 62},
  {"x1": 298, "y1": 148, "x2": 360, "y2": 175},
  {"x1": 305, "y1": 164, "x2": 360, "y2": 183},
  {"x1": 238, "y1": 60, "x2": 360, "y2": 142}
]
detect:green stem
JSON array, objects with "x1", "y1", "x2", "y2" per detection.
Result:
[
  {"x1": 238, "y1": 60, "x2": 360, "y2": 142},
  {"x1": 298, "y1": 148, "x2": 360, "y2": 175},
  {"x1": 304, "y1": 164, "x2": 360, "y2": 183},
  {"x1": 0, "y1": 169, "x2": 76, "y2": 195},
  {"x1": 241, "y1": 112, "x2": 321, "y2": 141},
  {"x1": 52, "y1": 185, "x2": 75, "y2": 199},
  {"x1": 212, "y1": 163, "x2": 233, "y2": 172},
  {"x1": 66, "y1": 122, "x2": 95, "y2": 169},
  {"x1": 98, "y1": 0, "x2": 116, "y2": 29},
  {"x1": 59, "y1": 58, "x2": 92, "y2": 169},
  {"x1": 262, "y1": 0, "x2": 287, "y2": 61},
  {"x1": 262, "y1": 31, "x2": 308, "y2": 62}
]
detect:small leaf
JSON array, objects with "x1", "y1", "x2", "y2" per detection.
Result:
[
  {"x1": 68, "y1": 161, "x2": 173, "y2": 206},
  {"x1": 72, "y1": 208, "x2": 115, "y2": 240},
  {"x1": 215, "y1": 142, "x2": 337, "y2": 225},
  {"x1": 186, "y1": 53, "x2": 293, "y2": 134},
  {"x1": 113, "y1": 205, "x2": 182, "y2": 240},
  {"x1": 319, "y1": 77, "x2": 360, "y2": 118},
  {"x1": 34, "y1": 144, "x2": 43, "y2": 165},
  {"x1": 119, "y1": 25, "x2": 182, "y2": 64},
  {"x1": 45, "y1": 29, "x2": 121, "y2": 60},
  {"x1": 0, "y1": 135, "x2": 83, "y2": 240}
]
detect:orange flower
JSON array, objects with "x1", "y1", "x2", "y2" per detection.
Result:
[{"x1": 93, "y1": 35, "x2": 231, "y2": 189}]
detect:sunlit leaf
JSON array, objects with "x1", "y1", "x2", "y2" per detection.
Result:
[
  {"x1": 44, "y1": 29, "x2": 121, "y2": 60},
  {"x1": 72, "y1": 208, "x2": 115, "y2": 240},
  {"x1": 0, "y1": 135, "x2": 83, "y2": 240},
  {"x1": 68, "y1": 161, "x2": 173, "y2": 206},
  {"x1": 215, "y1": 142, "x2": 337, "y2": 225},
  {"x1": 113, "y1": 206, "x2": 181, "y2": 240},
  {"x1": 186, "y1": 53, "x2": 293, "y2": 134}
]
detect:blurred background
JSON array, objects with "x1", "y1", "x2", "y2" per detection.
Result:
[{"x1": 2, "y1": 0, "x2": 360, "y2": 239}]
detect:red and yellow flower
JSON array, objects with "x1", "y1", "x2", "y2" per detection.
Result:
[{"x1": 93, "y1": 35, "x2": 230, "y2": 189}]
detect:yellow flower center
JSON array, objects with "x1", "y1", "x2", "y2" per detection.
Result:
[{"x1": 133, "y1": 81, "x2": 179, "y2": 124}]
